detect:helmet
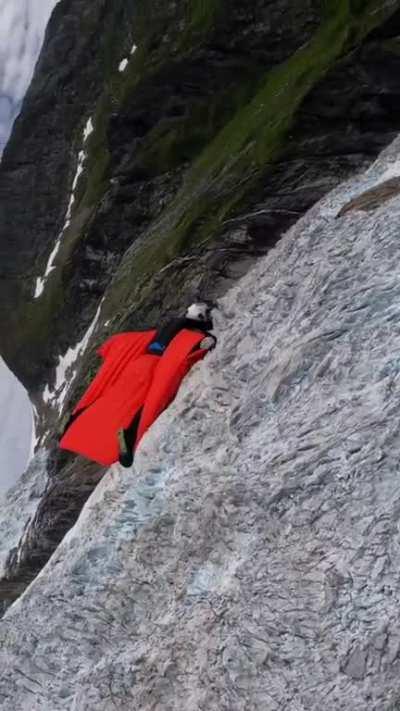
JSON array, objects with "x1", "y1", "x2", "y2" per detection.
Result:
[{"x1": 185, "y1": 302, "x2": 212, "y2": 322}]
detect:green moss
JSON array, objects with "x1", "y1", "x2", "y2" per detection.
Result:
[
  {"x1": 175, "y1": 0, "x2": 224, "y2": 52},
  {"x1": 16, "y1": 271, "x2": 66, "y2": 369},
  {"x1": 188, "y1": 0, "x2": 395, "y2": 186},
  {"x1": 80, "y1": 96, "x2": 111, "y2": 209},
  {"x1": 71, "y1": 0, "x2": 228, "y2": 215},
  {"x1": 188, "y1": 0, "x2": 222, "y2": 32},
  {"x1": 137, "y1": 76, "x2": 257, "y2": 175}
]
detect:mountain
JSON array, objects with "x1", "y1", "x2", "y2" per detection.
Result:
[
  {"x1": 3, "y1": 131, "x2": 400, "y2": 710},
  {"x1": 2, "y1": 0, "x2": 400, "y2": 707},
  {"x1": 0, "y1": 0, "x2": 59, "y2": 149}
]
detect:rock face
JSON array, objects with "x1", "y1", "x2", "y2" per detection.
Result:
[
  {"x1": 3, "y1": 135, "x2": 400, "y2": 709},
  {"x1": 2, "y1": 0, "x2": 400, "y2": 666},
  {"x1": 0, "y1": 0, "x2": 131, "y2": 390}
]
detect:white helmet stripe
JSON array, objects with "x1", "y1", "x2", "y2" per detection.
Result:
[{"x1": 185, "y1": 302, "x2": 210, "y2": 321}]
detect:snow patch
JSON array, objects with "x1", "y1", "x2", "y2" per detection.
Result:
[
  {"x1": 34, "y1": 117, "x2": 94, "y2": 299},
  {"x1": 83, "y1": 117, "x2": 94, "y2": 142},
  {"x1": 29, "y1": 403, "x2": 39, "y2": 460},
  {"x1": 118, "y1": 44, "x2": 137, "y2": 73},
  {"x1": 43, "y1": 298, "x2": 104, "y2": 411}
]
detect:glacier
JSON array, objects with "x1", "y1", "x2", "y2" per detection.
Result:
[{"x1": 1, "y1": 129, "x2": 400, "y2": 709}]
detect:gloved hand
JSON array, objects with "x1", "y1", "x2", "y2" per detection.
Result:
[{"x1": 199, "y1": 335, "x2": 216, "y2": 350}]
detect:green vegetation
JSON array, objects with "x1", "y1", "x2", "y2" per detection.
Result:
[
  {"x1": 182, "y1": 0, "x2": 224, "y2": 45},
  {"x1": 189, "y1": 0, "x2": 222, "y2": 30},
  {"x1": 104, "y1": 0, "x2": 400, "y2": 319}
]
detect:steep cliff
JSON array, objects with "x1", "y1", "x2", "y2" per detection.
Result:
[
  {"x1": 2, "y1": 0, "x2": 400, "y2": 655},
  {"x1": 3, "y1": 130, "x2": 400, "y2": 710}
]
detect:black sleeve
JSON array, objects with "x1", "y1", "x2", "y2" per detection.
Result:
[{"x1": 153, "y1": 318, "x2": 187, "y2": 348}]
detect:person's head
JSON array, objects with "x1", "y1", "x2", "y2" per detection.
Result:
[{"x1": 185, "y1": 301, "x2": 213, "y2": 325}]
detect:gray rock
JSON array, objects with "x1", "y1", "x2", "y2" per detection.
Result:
[{"x1": 343, "y1": 648, "x2": 368, "y2": 680}]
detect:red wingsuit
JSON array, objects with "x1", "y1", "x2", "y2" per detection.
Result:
[{"x1": 59, "y1": 328, "x2": 209, "y2": 466}]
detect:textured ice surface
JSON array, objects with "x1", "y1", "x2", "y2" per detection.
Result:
[
  {"x1": 0, "y1": 449, "x2": 48, "y2": 577},
  {"x1": 3, "y1": 137, "x2": 400, "y2": 709}
]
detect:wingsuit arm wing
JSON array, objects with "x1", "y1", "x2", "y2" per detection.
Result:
[
  {"x1": 71, "y1": 331, "x2": 156, "y2": 415},
  {"x1": 97, "y1": 334, "x2": 121, "y2": 360}
]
